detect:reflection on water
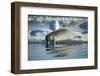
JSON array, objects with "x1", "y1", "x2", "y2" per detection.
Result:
[{"x1": 28, "y1": 43, "x2": 88, "y2": 61}]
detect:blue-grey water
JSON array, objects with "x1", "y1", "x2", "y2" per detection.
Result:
[{"x1": 28, "y1": 43, "x2": 88, "y2": 61}]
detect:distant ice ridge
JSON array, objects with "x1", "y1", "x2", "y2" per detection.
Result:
[
  {"x1": 28, "y1": 29, "x2": 52, "y2": 41},
  {"x1": 71, "y1": 31, "x2": 87, "y2": 42}
]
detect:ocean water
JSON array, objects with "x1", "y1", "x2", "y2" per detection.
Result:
[{"x1": 28, "y1": 43, "x2": 88, "y2": 61}]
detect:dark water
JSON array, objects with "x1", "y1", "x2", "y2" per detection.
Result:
[{"x1": 28, "y1": 43, "x2": 88, "y2": 61}]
